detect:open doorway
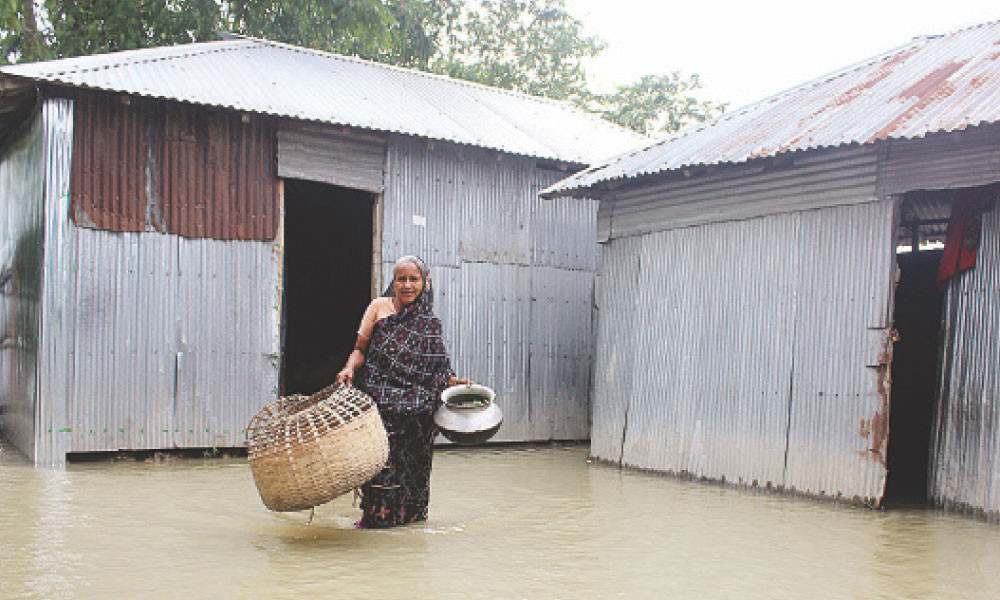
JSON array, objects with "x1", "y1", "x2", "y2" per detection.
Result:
[
  {"x1": 883, "y1": 190, "x2": 949, "y2": 506},
  {"x1": 281, "y1": 179, "x2": 375, "y2": 395}
]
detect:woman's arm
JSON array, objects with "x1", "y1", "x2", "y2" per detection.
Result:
[{"x1": 335, "y1": 335, "x2": 369, "y2": 386}]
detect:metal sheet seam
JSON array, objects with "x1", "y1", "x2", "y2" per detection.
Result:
[
  {"x1": 594, "y1": 198, "x2": 894, "y2": 501},
  {"x1": 543, "y1": 20, "x2": 1000, "y2": 196},
  {"x1": 36, "y1": 97, "x2": 74, "y2": 466}
]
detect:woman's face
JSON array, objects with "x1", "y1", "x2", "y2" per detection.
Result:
[{"x1": 393, "y1": 262, "x2": 425, "y2": 306}]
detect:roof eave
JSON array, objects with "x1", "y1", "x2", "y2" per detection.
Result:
[{"x1": 0, "y1": 75, "x2": 41, "y2": 149}]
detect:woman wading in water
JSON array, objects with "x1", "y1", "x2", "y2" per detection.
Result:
[{"x1": 336, "y1": 255, "x2": 471, "y2": 528}]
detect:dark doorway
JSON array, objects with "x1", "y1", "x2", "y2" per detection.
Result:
[
  {"x1": 281, "y1": 179, "x2": 374, "y2": 395},
  {"x1": 883, "y1": 191, "x2": 949, "y2": 506}
]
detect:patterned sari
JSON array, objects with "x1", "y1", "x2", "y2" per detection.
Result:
[{"x1": 355, "y1": 283, "x2": 453, "y2": 528}]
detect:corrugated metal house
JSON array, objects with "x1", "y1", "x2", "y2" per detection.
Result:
[
  {"x1": 0, "y1": 38, "x2": 642, "y2": 465},
  {"x1": 544, "y1": 20, "x2": 1000, "y2": 516}
]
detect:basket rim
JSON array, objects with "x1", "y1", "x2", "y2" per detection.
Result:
[{"x1": 246, "y1": 384, "x2": 376, "y2": 451}]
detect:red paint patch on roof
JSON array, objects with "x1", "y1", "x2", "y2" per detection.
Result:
[
  {"x1": 797, "y1": 47, "x2": 920, "y2": 129},
  {"x1": 896, "y1": 61, "x2": 967, "y2": 99},
  {"x1": 869, "y1": 61, "x2": 968, "y2": 142}
]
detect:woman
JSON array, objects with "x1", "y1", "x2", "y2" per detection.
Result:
[{"x1": 335, "y1": 255, "x2": 470, "y2": 528}]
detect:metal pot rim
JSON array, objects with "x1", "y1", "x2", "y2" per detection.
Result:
[{"x1": 441, "y1": 384, "x2": 496, "y2": 407}]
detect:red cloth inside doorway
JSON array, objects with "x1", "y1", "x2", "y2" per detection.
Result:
[{"x1": 937, "y1": 187, "x2": 997, "y2": 289}]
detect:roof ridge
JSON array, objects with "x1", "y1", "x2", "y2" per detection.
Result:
[
  {"x1": 670, "y1": 18, "x2": 1000, "y2": 140},
  {"x1": 32, "y1": 40, "x2": 255, "y2": 78},
  {"x1": 3, "y1": 36, "x2": 640, "y2": 140},
  {"x1": 927, "y1": 17, "x2": 1000, "y2": 38},
  {"x1": 248, "y1": 37, "x2": 598, "y2": 112},
  {"x1": 545, "y1": 18, "x2": 1000, "y2": 196},
  {"x1": 597, "y1": 33, "x2": 941, "y2": 169}
]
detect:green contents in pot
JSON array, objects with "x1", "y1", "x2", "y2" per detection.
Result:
[{"x1": 447, "y1": 393, "x2": 489, "y2": 408}]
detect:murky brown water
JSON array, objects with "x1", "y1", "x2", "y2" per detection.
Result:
[{"x1": 2, "y1": 441, "x2": 1000, "y2": 600}]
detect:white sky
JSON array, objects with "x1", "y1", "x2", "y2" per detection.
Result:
[{"x1": 565, "y1": 0, "x2": 1000, "y2": 109}]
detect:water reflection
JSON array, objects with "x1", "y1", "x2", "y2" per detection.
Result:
[
  {"x1": 2, "y1": 442, "x2": 1000, "y2": 599},
  {"x1": 28, "y1": 468, "x2": 84, "y2": 599}
]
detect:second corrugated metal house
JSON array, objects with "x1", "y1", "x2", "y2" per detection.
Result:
[
  {"x1": 0, "y1": 38, "x2": 641, "y2": 465},
  {"x1": 545, "y1": 20, "x2": 1000, "y2": 517}
]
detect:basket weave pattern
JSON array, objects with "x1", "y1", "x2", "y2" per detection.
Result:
[{"x1": 247, "y1": 384, "x2": 389, "y2": 512}]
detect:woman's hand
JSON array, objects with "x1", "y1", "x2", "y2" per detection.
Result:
[
  {"x1": 337, "y1": 347, "x2": 365, "y2": 387},
  {"x1": 335, "y1": 366, "x2": 354, "y2": 386},
  {"x1": 447, "y1": 376, "x2": 474, "y2": 387}
]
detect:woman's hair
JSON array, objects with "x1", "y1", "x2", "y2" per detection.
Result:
[
  {"x1": 386, "y1": 255, "x2": 434, "y2": 308},
  {"x1": 393, "y1": 255, "x2": 429, "y2": 281}
]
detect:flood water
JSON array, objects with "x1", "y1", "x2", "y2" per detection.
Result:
[{"x1": 2, "y1": 441, "x2": 1000, "y2": 600}]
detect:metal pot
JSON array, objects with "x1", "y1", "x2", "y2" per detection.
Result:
[{"x1": 434, "y1": 384, "x2": 502, "y2": 445}]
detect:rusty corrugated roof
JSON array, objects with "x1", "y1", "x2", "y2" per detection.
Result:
[
  {"x1": 0, "y1": 38, "x2": 643, "y2": 165},
  {"x1": 544, "y1": 20, "x2": 1000, "y2": 197}
]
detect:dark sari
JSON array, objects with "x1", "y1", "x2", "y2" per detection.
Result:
[{"x1": 355, "y1": 283, "x2": 453, "y2": 528}]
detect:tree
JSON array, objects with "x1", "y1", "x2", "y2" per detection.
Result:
[
  {"x1": 594, "y1": 72, "x2": 726, "y2": 136},
  {"x1": 1, "y1": 0, "x2": 50, "y2": 63},
  {"x1": 1, "y1": 0, "x2": 220, "y2": 64},
  {"x1": 45, "y1": 0, "x2": 220, "y2": 58},
  {"x1": 224, "y1": 0, "x2": 396, "y2": 61},
  {"x1": 384, "y1": 0, "x2": 459, "y2": 69},
  {"x1": 1, "y1": 1, "x2": 449, "y2": 68},
  {"x1": 0, "y1": 0, "x2": 723, "y2": 135},
  {"x1": 431, "y1": 0, "x2": 602, "y2": 101}
]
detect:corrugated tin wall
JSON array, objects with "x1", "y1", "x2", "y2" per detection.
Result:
[
  {"x1": 70, "y1": 91, "x2": 279, "y2": 241},
  {"x1": 34, "y1": 98, "x2": 74, "y2": 465},
  {"x1": 595, "y1": 124, "x2": 1000, "y2": 243},
  {"x1": 931, "y1": 203, "x2": 1000, "y2": 516},
  {"x1": 599, "y1": 147, "x2": 879, "y2": 240},
  {"x1": 0, "y1": 102, "x2": 47, "y2": 458},
  {"x1": 592, "y1": 198, "x2": 896, "y2": 504},
  {"x1": 877, "y1": 124, "x2": 1000, "y2": 197},
  {"x1": 33, "y1": 98, "x2": 282, "y2": 465},
  {"x1": 277, "y1": 125, "x2": 387, "y2": 193},
  {"x1": 382, "y1": 136, "x2": 596, "y2": 441}
]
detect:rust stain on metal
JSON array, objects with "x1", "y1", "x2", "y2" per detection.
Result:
[
  {"x1": 70, "y1": 92, "x2": 149, "y2": 232},
  {"x1": 895, "y1": 61, "x2": 967, "y2": 99},
  {"x1": 861, "y1": 329, "x2": 899, "y2": 466},
  {"x1": 831, "y1": 48, "x2": 919, "y2": 107},
  {"x1": 748, "y1": 146, "x2": 773, "y2": 160},
  {"x1": 830, "y1": 72, "x2": 890, "y2": 107},
  {"x1": 780, "y1": 128, "x2": 818, "y2": 153},
  {"x1": 797, "y1": 47, "x2": 920, "y2": 132},
  {"x1": 968, "y1": 75, "x2": 990, "y2": 88},
  {"x1": 868, "y1": 61, "x2": 968, "y2": 143},
  {"x1": 69, "y1": 90, "x2": 278, "y2": 241}
]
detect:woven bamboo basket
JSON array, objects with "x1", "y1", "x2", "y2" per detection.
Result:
[{"x1": 246, "y1": 384, "x2": 388, "y2": 512}]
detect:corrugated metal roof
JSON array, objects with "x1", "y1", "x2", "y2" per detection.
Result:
[
  {"x1": 0, "y1": 39, "x2": 643, "y2": 165},
  {"x1": 545, "y1": 19, "x2": 1000, "y2": 196}
]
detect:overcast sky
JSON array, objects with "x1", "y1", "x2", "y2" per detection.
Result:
[{"x1": 565, "y1": 0, "x2": 999, "y2": 109}]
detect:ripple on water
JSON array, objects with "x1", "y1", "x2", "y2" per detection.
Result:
[{"x1": 1, "y1": 443, "x2": 1000, "y2": 599}]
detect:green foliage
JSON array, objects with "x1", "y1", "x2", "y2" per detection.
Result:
[
  {"x1": 2, "y1": 0, "x2": 220, "y2": 64},
  {"x1": 431, "y1": 0, "x2": 602, "y2": 101},
  {"x1": 384, "y1": 0, "x2": 459, "y2": 68},
  {"x1": 0, "y1": 0, "x2": 723, "y2": 135},
  {"x1": 593, "y1": 73, "x2": 726, "y2": 136},
  {"x1": 46, "y1": 0, "x2": 220, "y2": 57},
  {"x1": 1, "y1": 0, "x2": 51, "y2": 63},
  {"x1": 225, "y1": 0, "x2": 396, "y2": 60}
]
